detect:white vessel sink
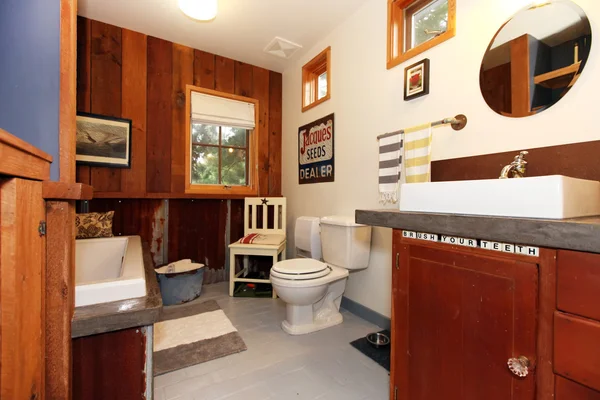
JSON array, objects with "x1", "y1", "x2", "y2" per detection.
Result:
[{"x1": 399, "y1": 175, "x2": 600, "y2": 219}]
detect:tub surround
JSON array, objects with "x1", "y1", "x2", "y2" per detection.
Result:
[
  {"x1": 356, "y1": 209, "x2": 600, "y2": 254},
  {"x1": 72, "y1": 242, "x2": 162, "y2": 338},
  {"x1": 75, "y1": 236, "x2": 147, "y2": 307}
]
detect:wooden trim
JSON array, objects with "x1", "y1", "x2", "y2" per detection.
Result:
[
  {"x1": 0, "y1": 128, "x2": 53, "y2": 162},
  {"x1": 59, "y1": 0, "x2": 77, "y2": 184},
  {"x1": 534, "y1": 61, "x2": 581, "y2": 88},
  {"x1": 390, "y1": 230, "x2": 403, "y2": 400},
  {"x1": 510, "y1": 34, "x2": 531, "y2": 116},
  {"x1": 301, "y1": 46, "x2": 331, "y2": 112},
  {"x1": 0, "y1": 178, "x2": 46, "y2": 400},
  {"x1": 91, "y1": 191, "x2": 250, "y2": 199},
  {"x1": 387, "y1": 0, "x2": 456, "y2": 69},
  {"x1": 431, "y1": 140, "x2": 600, "y2": 183},
  {"x1": 184, "y1": 84, "x2": 259, "y2": 197},
  {"x1": 0, "y1": 128, "x2": 52, "y2": 181},
  {"x1": 45, "y1": 201, "x2": 75, "y2": 400},
  {"x1": 537, "y1": 248, "x2": 557, "y2": 400},
  {"x1": 43, "y1": 182, "x2": 93, "y2": 200},
  {"x1": 400, "y1": 236, "x2": 542, "y2": 263}
]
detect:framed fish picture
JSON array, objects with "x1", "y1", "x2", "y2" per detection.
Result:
[
  {"x1": 404, "y1": 58, "x2": 430, "y2": 101},
  {"x1": 76, "y1": 112, "x2": 132, "y2": 168}
]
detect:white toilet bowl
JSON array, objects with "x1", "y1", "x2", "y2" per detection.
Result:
[
  {"x1": 270, "y1": 258, "x2": 349, "y2": 335},
  {"x1": 271, "y1": 216, "x2": 372, "y2": 335}
]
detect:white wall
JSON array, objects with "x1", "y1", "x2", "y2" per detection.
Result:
[{"x1": 281, "y1": 0, "x2": 600, "y2": 318}]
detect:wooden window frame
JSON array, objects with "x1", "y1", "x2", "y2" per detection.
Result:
[
  {"x1": 387, "y1": 0, "x2": 456, "y2": 70},
  {"x1": 184, "y1": 85, "x2": 259, "y2": 197},
  {"x1": 302, "y1": 46, "x2": 331, "y2": 113}
]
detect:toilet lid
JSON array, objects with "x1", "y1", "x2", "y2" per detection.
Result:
[{"x1": 271, "y1": 259, "x2": 331, "y2": 280}]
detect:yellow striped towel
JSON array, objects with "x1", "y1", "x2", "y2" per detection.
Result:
[{"x1": 403, "y1": 123, "x2": 433, "y2": 183}]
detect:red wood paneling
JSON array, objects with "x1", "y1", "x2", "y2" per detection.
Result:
[
  {"x1": 88, "y1": 199, "x2": 164, "y2": 263},
  {"x1": 193, "y1": 50, "x2": 215, "y2": 90},
  {"x1": 72, "y1": 327, "x2": 146, "y2": 400},
  {"x1": 252, "y1": 67, "x2": 270, "y2": 197},
  {"x1": 76, "y1": 18, "x2": 282, "y2": 199},
  {"x1": 230, "y1": 199, "x2": 245, "y2": 242},
  {"x1": 146, "y1": 36, "x2": 173, "y2": 193},
  {"x1": 76, "y1": 16, "x2": 92, "y2": 185},
  {"x1": 215, "y1": 56, "x2": 235, "y2": 94},
  {"x1": 171, "y1": 44, "x2": 194, "y2": 194},
  {"x1": 268, "y1": 71, "x2": 283, "y2": 196},
  {"x1": 76, "y1": 18, "x2": 283, "y2": 284},
  {"x1": 234, "y1": 61, "x2": 253, "y2": 98},
  {"x1": 432, "y1": 141, "x2": 600, "y2": 182},
  {"x1": 121, "y1": 29, "x2": 148, "y2": 194},
  {"x1": 90, "y1": 21, "x2": 122, "y2": 192},
  {"x1": 167, "y1": 200, "x2": 228, "y2": 268}
]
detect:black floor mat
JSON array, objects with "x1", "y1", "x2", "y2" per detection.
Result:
[{"x1": 350, "y1": 330, "x2": 391, "y2": 372}]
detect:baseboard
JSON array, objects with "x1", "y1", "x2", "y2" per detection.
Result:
[{"x1": 340, "y1": 296, "x2": 390, "y2": 330}]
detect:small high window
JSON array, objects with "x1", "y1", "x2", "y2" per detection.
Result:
[
  {"x1": 185, "y1": 86, "x2": 258, "y2": 196},
  {"x1": 387, "y1": 0, "x2": 456, "y2": 69},
  {"x1": 302, "y1": 47, "x2": 331, "y2": 112}
]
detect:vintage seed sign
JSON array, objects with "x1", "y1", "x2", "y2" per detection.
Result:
[{"x1": 298, "y1": 113, "x2": 335, "y2": 184}]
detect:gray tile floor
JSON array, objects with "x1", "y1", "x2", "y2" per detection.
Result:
[{"x1": 154, "y1": 282, "x2": 389, "y2": 400}]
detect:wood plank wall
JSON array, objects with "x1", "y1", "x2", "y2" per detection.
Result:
[
  {"x1": 431, "y1": 140, "x2": 600, "y2": 182},
  {"x1": 75, "y1": 17, "x2": 283, "y2": 197},
  {"x1": 76, "y1": 17, "x2": 281, "y2": 281}
]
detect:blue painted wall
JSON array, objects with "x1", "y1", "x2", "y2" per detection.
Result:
[{"x1": 0, "y1": 0, "x2": 61, "y2": 180}]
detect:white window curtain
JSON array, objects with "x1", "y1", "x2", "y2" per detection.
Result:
[{"x1": 191, "y1": 92, "x2": 255, "y2": 129}]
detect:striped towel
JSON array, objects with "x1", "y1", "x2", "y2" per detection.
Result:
[
  {"x1": 378, "y1": 134, "x2": 403, "y2": 204},
  {"x1": 404, "y1": 123, "x2": 433, "y2": 183}
]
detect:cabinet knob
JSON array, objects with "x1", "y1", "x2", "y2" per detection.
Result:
[{"x1": 507, "y1": 356, "x2": 530, "y2": 378}]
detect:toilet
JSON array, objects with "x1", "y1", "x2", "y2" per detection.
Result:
[{"x1": 270, "y1": 216, "x2": 372, "y2": 335}]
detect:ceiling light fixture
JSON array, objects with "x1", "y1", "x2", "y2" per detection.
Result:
[{"x1": 179, "y1": 0, "x2": 218, "y2": 21}]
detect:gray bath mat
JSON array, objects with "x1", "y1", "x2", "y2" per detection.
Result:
[{"x1": 153, "y1": 300, "x2": 247, "y2": 376}]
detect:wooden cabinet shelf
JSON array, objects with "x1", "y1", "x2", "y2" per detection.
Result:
[{"x1": 534, "y1": 62, "x2": 581, "y2": 89}]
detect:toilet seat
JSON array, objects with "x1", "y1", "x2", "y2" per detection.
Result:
[
  {"x1": 270, "y1": 262, "x2": 349, "y2": 288},
  {"x1": 271, "y1": 259, "x2": 331, "y2": 280}
]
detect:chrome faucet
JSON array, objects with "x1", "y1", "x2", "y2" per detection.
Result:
[{"x1": 499, "y1": 151, "x2": 529, "y2": 179}]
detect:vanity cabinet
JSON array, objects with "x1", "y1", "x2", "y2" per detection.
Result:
[
  {"x1": 391, "y1": 232, "x2": 538, "y2": 400},
  {"x1": 390, "y1": 231, "x2": 600, "y2": 400}
]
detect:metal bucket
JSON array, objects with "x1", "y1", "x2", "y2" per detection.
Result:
[{"x1": 155, "y1": 260, "x2": 205, "y2": 306}]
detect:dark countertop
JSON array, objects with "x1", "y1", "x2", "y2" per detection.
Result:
[
  {"x1": 72, "y1": 243, "x2": 162, "y2": 338},
  {"x1": 356, "y1": 209, "x2": 600, "y2": 254}
]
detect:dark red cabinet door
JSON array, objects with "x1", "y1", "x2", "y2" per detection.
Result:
[{"x1": 391, "y1": 238, "x2": 538, "y2": 400}]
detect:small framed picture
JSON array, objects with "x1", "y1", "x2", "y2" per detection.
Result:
[
  {"x1": 76, "y1": 112, "x2": 132, "y2": 168},
  {"x1": 404, "y1": 58, "x2": 430, "y2": 101}
]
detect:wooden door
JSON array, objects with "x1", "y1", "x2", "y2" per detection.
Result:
[
  {"x1": 0, "y1": 178, "x2": 46, "y2": 399},
  {"x1": 391, "y1": 237, "x2": 538, "y2": 400}
]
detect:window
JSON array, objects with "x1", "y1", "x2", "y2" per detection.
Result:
[
  {"x1": 387, "y1": 0, "x2": 455, "y2": 70},
  {"x1": 191, "y1": 124, "x2": 249, "y2": 186},
  {"x1": 185, "y1": 86, "x2": 258, "y2": 196},
  {"x1": 302, "y1": 46, "x2": 331, "y2": 112}
]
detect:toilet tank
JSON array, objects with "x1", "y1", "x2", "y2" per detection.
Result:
[{"x1": 320, "y1": 216, "x2": 372, "y2": 270}]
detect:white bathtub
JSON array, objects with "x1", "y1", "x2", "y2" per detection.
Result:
[{"x1": 75, "y1": 236, "x2": 147, "y2": 307}]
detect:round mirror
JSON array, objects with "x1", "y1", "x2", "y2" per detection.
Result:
[{"x1": 480, "y1": 0, "x2": 592, "y2": 118}]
